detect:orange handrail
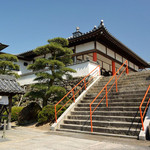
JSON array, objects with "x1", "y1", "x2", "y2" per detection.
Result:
[
  {"x1": 90, "y1": 60, "x2": 129, "y2": 132},
  {"x1": 139, "y1": 85, "x2": 150, "y2": 131},
  {"x1": 55, "y1": 65, "x2": 101, "y2": 123}
]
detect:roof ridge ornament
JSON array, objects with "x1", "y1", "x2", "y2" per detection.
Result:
[
  {"x1": 100, "y1": 20, "x2": 104, "y2": 26},
  {"x1": 72, "y1": 27, "x2": 82, "y2": 37},
  {"x1": 76, "y1": 27, "x2": 80, "y2": 32}
]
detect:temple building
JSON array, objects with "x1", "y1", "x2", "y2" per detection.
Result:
[
  {"x1": 68, "y1": 20, "x2": 149, "y2": 74},
  {"x1": 1, "y1": 20, "x2": 150, "y2": 85}
]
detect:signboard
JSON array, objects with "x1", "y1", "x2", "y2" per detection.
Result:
[{"x1": 0, "y1": 96, "x2": 9, "y2": 105}]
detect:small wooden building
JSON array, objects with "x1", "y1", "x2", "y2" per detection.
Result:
[{"x1": 0, "y1": 75, "x2": 25, "y2": 129}]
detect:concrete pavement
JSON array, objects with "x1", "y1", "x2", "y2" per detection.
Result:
[{"x1": 0, "y1": 126, "x2": 150, "y2": 150}]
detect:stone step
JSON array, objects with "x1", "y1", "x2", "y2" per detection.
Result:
[
  {"x1": 81, "y1": 97, "x2": 149, "y2": 103},
  {"x1": 74, "y1": 106, "x2": 144, "y2": 112},
  {"x1": 67, "y1": 115, "x2": 141, "y2": 122},
  {"x1": 104, "y1": 72, "x2": 150, "y2": 77},
  {"x1": 91, "y1": 82, "x2": 149, "y2": 90},
  {"x1": 77, "y1": 102, "x2": 146, "y2": 107},
  {"x1": 59, "y1": 124, "x2": 140, "y2": 136},
  {"x1": 85, "y1": 92, "x2": 149, "y2": 98},
  {"x1": 87, "y1": 89, "x2": 149, "y2": 94},
  {"x1": 71, "y1": 111, "x2": 140, "y2": 117},
  {"x1": 55, "y1": 71, "x2": 150, "y2": 138},
  {"x1": 63, "y1": 119, "x2": 142, "y2": 129},
  {"x1": 98, "y1": 77, "x2": 150, "y2": 84},
  {"x1": 100, "y1": 77, "x2": 150, "y2": 83},
  {"x1": 57, "y1": 128, "x2": 138, "y2": 139}
]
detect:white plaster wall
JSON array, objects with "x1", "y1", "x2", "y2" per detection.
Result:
[
  {"x1": 0, "y1": 96, "x2": 8, "y2": 105},
  {"x1": 18, "y1": 74, "x2": 37, "y2": 85},
  {"x1": 97, "y1": 54, "x2": 111, "y2": 71},
  {"x1": 129, "y1": 61, "x2": 134, "y2": 69},
  {"x1": 107, "y1": 48, "x2": 115, "y2": 58},
  {"x1": 69, "y1": 61, "x2": 98, "y2": 77},
  {"x1": 89, "y1": 62, "x2": 100, "y2": 75},
  {"x1": 76, "y1": 42, "x2": 94, "y2": 53},
  {"x1": 18, "y1": 61, "x2": 99, "y2": 85},
  {"x1": 123, "y1": 57, "x2": 127, "y2": 63},
  {"x1": 98, "y1": 54, "x2": 111, "y2": 65},
  {"x1": 115, "y1": 62, "x2": 126, "y2": 73},
  {"x1": 135, "y1": 65, "x2": 139, "y2": 71},
  {"x1": 96, "y1": 42, "x2": 106, "y2": 54},
  {"x1": 16, "y1": 59, "x2": 32, "y2": 75},
  {"x1": 116, "y1": 53, "x2": 122, "y2": 63},
  {"x1": 103, "y1": 63, "x2": 110, "y2": 71}
]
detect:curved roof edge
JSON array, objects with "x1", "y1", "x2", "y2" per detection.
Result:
[
  {"x1": 68, "y1": 24, "x2": 149, "y2": 67},
  {"x1": 0, "y1": 43, "x2": 8, "y2": 51}
]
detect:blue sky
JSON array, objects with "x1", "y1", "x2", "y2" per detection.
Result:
[{"x1": 1, "y1": 0, "x2": 150, "y2": 62}]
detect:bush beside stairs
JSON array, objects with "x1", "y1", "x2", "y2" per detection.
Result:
[{"x1": 56, "y1": 71, "x2": 150, "y2": 139}]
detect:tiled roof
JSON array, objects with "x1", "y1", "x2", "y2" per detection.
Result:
[
  {"x1": 0, "y1": 75, "x2": 25, "y2": 95},
  {"x1": 68, "y1": 20, "x2": 149, "y2": 67}
]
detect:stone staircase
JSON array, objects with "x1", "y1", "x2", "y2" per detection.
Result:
[{"x1": 57, "y1": 71, "x2": 150, "y2": 138}]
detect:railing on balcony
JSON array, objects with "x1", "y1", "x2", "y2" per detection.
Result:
[
  {"x1": 89, "y1": 60, "x2": 129, "y2": 132},
  {"x1": 139, "y1": 85, "x2": 150, "y2": 131},
  {"x1": 55, "y1": 65, "x2": 101, "y2": 123}
]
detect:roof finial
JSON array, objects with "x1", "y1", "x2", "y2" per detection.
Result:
[
  {"x1": 76, "y1": 27, "x2": 80, "y2": 32},
  {"x1": 72, "y1": 27, "x2": 82, "y2": 37},
  {"x1": 100, "y1": 20, "x2": 104, "y2": 26}
]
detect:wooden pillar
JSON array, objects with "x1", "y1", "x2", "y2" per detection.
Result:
[
  {"x1": 73, "y1": 56, "x2": 77, "y2": 64},
  {"x1": 93, "y1": 52, "x2": 97, "y2": 61},
  {"x1": 112, "y1": 61, "x2": 116, "y2": 76},
  {"x1": 82, "y1": 55, "x2": 84, "y2": 61},
  {"x1": 8, "y1": 96, "x2": 12, "y2": 130}
]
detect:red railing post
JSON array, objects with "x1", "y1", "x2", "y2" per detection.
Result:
[
  {"x1": 126, "y1": 61, "x2": 129, "y2": 75},
  {"x1": 72, "y1": 89, "x2": 75, "y2": 102},
  {"x1": 90, "y1": 105, "x2": 93, "y2": 132},
  {"x1": 115, "y1": 74, "x2": 118, "y2": 92},
  {"x1": 105, "y1": 86, "x2": 108, "y2": 107},
  {"x1": 55, "y1": 105, "x2": 57, "y2": 123},
  {"x1": 84, "y1": 79, "x2": 86, "y2": 90},
  {"x1": 139, "y1": 107, "x2": 144, "y2": 131}
]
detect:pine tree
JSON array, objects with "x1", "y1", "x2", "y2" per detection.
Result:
[
  {"x1": 26, "y1": 37, "x2": 76, "y2": 107},
  {"x1": 0, "y1": 53, "x2": 19, "y2": 78}
]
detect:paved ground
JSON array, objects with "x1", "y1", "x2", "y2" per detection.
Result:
[{"x1": 0, "y1": 126, "x2": 150, "y2": 150}]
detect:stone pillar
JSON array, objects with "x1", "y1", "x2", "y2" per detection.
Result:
[
  {"x1": 93, "y1": 52, "x2": 97, "y2": 61},
  {"x1": 112, "y1": 61, "x2": 116, "y2": 75},
  {"x1": 7, "y1": 96, "x2": 12, "y2": 130}
]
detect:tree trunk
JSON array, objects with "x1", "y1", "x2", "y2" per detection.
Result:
[{"x1": 42, "y1": 98, "x2": 47, "y2": 107}]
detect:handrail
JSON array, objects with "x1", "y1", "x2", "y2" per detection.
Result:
[
  {"x1": 90, "y1": 60, "x2": 129, "y2": 132},
  {"x1": 139, "y1": 85, "x2": 150, "y2": 131},
  {"x1": 55, "y1": 65, "x2": 101, "y2": 123}
]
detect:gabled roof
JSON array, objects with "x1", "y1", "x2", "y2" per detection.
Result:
[
  {"x1": 0, "y1": 43, "x2": 8, "y2": 51},
  {"x1": 0, "y1": 75, "x2": 25, "y2": 96},
  {"x1": 68, "y1": 21, "x2": 149, "y2": 68}
]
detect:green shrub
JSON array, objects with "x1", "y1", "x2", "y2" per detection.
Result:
[
  {"x1": 38, "y1": 104, "x2": 66, "y2": 124},
  {"x1": 3, "y1": 106, "x2": 23, "y2": 122}
]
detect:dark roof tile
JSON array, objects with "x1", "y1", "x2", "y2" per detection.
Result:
[{"x1": 0, "y1": 75, "x2": 25, "y2": 95}]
